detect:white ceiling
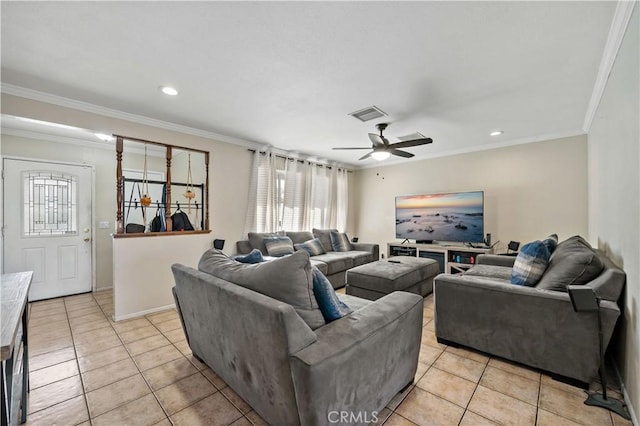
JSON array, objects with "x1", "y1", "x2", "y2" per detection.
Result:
[{"x1": 0, "y1": 1, "x2": 617, "y2": 168}]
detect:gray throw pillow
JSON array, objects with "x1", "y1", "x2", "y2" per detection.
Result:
[
  {"x1": 295, "y1": 238, "x2": 326, "y2": 256},
  {"x1": 248, "y1": 232, "x2": 278, "y2": 254},
  {"x1": 264, "y1": 236, "x2": 294, "y2": 257},
  {"x1": 536, "y1": 236, "x2": 604, "y2": 292},
  {"x1": 198, "y1": 249, "x2": 325, "y2": 329},
  {"x1": 330, "y1": 231, "x2": 352, "y2": 252},
  {"x1": 510, "y1": 240, "x2": 550, "y2": 286}
]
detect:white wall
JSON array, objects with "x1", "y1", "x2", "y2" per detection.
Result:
[
  {"x1": 588, "y1": 6, "x2": 639, "y2": 421},
  {"x1": 353, "y1": 135, "x2": 589, "y2": 256}
]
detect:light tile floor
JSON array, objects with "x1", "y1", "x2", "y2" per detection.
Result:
[{"x1": 24, "y1": 290, "x2": 632, "y2": 426}]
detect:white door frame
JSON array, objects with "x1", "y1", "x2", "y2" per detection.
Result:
[{"x1": 2, "y1": 155, "x2": 97, "y2": 292}]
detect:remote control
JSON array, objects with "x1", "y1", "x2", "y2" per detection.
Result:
[{"x1": 388, "y1": 260, "x2": 401, "y2": 263}]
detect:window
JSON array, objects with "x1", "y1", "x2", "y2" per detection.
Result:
[{"x1": 23, "y1": 171, "x2": 77, "y2": 236}]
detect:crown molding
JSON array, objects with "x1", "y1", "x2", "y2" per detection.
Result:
[
  {"x1": 357, "y1": 129, "x2": 587, "y2": 170},
  {"x1": 583, "y1": 1, "x2": 637, "y2": 132},
  {"x1": 0, "y1": 83, "x2": 263, "y2": 149}
]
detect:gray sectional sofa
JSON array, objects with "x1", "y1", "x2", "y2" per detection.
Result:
[
  {"x1": 434, "y1": 235, "x2": 625, "y2": 385},
  {"x1": 236, "y1": 229, "x2": 379, "y2": 288},
  {"x1": 171, "y1": 249, "x2": 423, "y2": 426}
]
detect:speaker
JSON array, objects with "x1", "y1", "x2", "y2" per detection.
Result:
[
  {"x1": 213, "y1": 239, "x2": 225, "y2": 250},
  {"x1": 508, "y1": 241, "x2": 520, "y2": 252},
  {"x1": 485, "y1": 233, "x2": 492, "y2": 246},
  {"x1": 351, "y1": 236, "x2": 359, "y2": 243}
]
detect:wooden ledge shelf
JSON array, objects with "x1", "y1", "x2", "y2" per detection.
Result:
[{"x1": 112, "y1": 230, "x2": 211, "y2": 239}]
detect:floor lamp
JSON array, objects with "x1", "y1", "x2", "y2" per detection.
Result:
[{"x1": 567, "y1": 285, "x2": 630, "y2": 420}]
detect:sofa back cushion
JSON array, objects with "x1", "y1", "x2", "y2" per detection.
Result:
[
  {"x1": 248, "y1": 232, "x2": 279, "y2": 254},
  {"x1": 286, "y1": 231, "x2": 315, "y2": 245},
  {"x1": 536, "y1": 235, "x2": 604, "y2": 293},
  {"x1": 264, "y1": 236, "x2": 295, "y2": 257},
  {"x1": 198, "y1": 249, "x2": 326, "y2": 329},
  {"x1": 510, "y1": 240, "x2": 550, "y2": 286},
  {"x1": 313, "y1": 228, "x2": 338, "y2": 252}
]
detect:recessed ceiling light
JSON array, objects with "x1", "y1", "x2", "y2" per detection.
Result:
[
  {"x1": 490, "y1": 130, "x2": 504, "y2": 136},
  {"x1": 95, "y1": 133, "x2": 114, "y2": 142},
  {"x1": 160, "y1": 86, "x2": 178, "y2": 96}
]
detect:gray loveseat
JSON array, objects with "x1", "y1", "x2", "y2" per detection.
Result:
[
  {"x1": 171, "y1": 249, "x2": 422, "y2": 426},
  {"x1": 434, "y1": 236, "x2": 625, "y2": 385},
  {"x1": 236, "y1": 229, "x2": 379, "y2": 288}
]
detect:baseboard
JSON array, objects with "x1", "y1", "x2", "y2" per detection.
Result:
[
  {"x1": 94, "y1": 286, "x2": 113, "y2": 292},
  {"x1": 612, "y1": 360, "x2": 638, "y2": 425},
  {"x1": 114, "y1": 303, "x2": 176, "y2": 322}
]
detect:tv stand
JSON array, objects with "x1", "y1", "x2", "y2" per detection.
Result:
[{"x1": 388, "y1": 242, "x2": 494, "y2": 274}]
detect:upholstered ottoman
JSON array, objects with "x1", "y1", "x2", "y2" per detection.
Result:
[{"x1": 346, "y1": 257, "x2": 439, "y2": 300}]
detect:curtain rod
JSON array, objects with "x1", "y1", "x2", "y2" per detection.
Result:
[{"x1": 247, "y1": 149, "x2": 352, "y2": 172}]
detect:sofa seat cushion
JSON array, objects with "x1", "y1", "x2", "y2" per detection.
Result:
[
  {"x1": 338, "y1": 250, "x2": 374, "y2": 267},
  {"x1": 536, "y1": 236, "x2": 604, "y2": 292},
  {"x1": 310, "y1": 252, "x2": 354, "y2": 275},
  {"x1": 310, "y1": 258, "x2": 329, "y2": 275},
  {"x1": 464, "y1": 264, "x2": 512, "y2": 282},
  {"x1": 337, "y1": 293, "x2": 372, "y2": 312},
  {"x1": 198, "y1": 249, "x2": 326, "y2": 330}
]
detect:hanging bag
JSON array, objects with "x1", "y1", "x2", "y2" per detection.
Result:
[
  {"x1": 125, "y1": 181, "x2": 145, "y2": 233},
  {"x1": 171, "y1": 204, "x2": 194, "y2": 231}
]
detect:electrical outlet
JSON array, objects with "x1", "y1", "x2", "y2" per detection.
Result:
[{"x1": 99, "y1": 221, "x2": 109, "y2": 229}]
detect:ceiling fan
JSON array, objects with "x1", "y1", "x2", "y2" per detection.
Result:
[{"x1": 333, "y1": 123, "x2": 433, "y2": 160}]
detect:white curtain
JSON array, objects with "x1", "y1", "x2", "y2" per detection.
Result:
[
  {"x1": 244, "y1": 151, "x2": 349, "y2": 235},
  {"x1": 243, "y1": 150, "x2": 279, "y2": 236}
]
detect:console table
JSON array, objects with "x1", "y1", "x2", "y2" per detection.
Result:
[
  {"x1": 1, "y1": 272, "x2": 33, "y2": 426},
  {"x1": 388, "y1": 242, "x2": 493, "y2": 274}
]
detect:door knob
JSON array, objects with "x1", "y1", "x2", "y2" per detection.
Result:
[
  {"x1": 83, "y1": 237, "x2": 90, "y2": 242},
  {"x1": 84, "y1": 228, "x2": 90, "y2": 233}
]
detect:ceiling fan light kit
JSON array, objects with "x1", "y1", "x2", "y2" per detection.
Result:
[{"x1": 333, "y1": 122, "x2": 433, "y2": 161}]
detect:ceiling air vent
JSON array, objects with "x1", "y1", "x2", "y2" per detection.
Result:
[
  {"x1": 348, "y1": 106, "x2": 387, "y2": 122},
  {"x1": 397, "y1": 132, "x2": 426, "y2": 141}
]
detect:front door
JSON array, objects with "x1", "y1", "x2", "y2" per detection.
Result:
[{"x1": 3, "y1": 158, "x2": 93, "y2": 301}]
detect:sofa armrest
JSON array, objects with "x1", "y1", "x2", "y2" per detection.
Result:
[
  {"x1": 434, "y1": 274, "x2": 620, "y2": 383},
  {"x1": 290, "y1": 291, "x2": 422, "y2": 424},
  {"x1": 477, "y1": 254, "x2": 516, "y2": 267},
  {"x1": 351, "y1": 242, "x2": 379, "y2": 259}
]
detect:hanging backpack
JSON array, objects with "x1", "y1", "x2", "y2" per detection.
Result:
[
  {"x1": 150, "y1": 210, "x2": 164, "y2": 232},
  {"x1": 171, "y1": 208, "x2": 194, "y2": 231}
]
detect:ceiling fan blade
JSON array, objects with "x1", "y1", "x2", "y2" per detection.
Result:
[
  {"x1": 388, "y1": 138, "x2": 433, "y2": 149},
  {"x1": 390, "y1": 149, "x2": 414, "y2": 158},
  {"x1": 332, "y1": 147, "x2": 373, "y2": 150},
  {"x1": 368, "y1": 133, "x2": 385, "y2": 147},
  {"x1": 359, "y1": 151, "x2": 373, "y2": 160}
]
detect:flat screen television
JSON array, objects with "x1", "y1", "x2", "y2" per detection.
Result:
[{"x1": 395, "y1": 191, "x2": 484, "y2": 243}]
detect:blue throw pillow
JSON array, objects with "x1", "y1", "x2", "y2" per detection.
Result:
[
  {"x1": 294, "y1": 238, "x2": 326, "y2": 256},
  {"x1": 233, "y1": 249, "x2": 265, "y2": 264},
  {"x1": 542, "y1": 234, "x2": 559, "y2": 254},
  {"x1": 263, "y1": 236, "x2": 294, "y2": 257},
  {"x1": 511, "y1": 241, "x2": 551, "y2": 286},
  {"x1": 312, "y1": 267, "x2": 352, "y2": 322},
  {"x1": 330, "y1": 231, "x2": 352, "y2": 252}
]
